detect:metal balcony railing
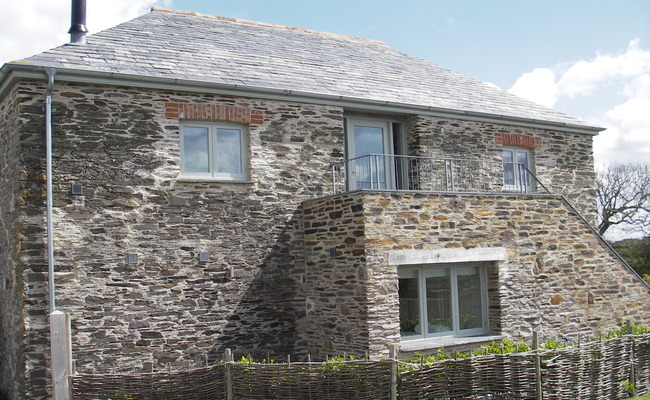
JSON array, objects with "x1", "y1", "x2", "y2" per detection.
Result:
[{"x1": 331, "y1": 154, "x2": 550, "y2": 195}]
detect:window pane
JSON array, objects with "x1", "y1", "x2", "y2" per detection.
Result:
[
  {"x1": 425, "y1": 270, "x2": 452, "y2": 334},
  {"x1": 182, "y1": 127, "x2": 209, "y2": 173},
  {"x1": 516, "y1": 151, "x2": 529, "y2": 166},
  {"x1": 502, "y1": 150, "x2": 514, "y2": 186},
  {"x1": 456, "y1": 267, "x2": 483, "y2": 330},
  {"x1": 398, "y1": 274, "x2": 420, "y2": 337},
  {"x1": 352, "y1": 125, "x2": 386, "y2": 189},
  {"x1": 353, "y1": 125, "x2": 385, "y2": 156},
  {"x1": 215, "y1": 128, "x2": 242, "y2": 175},
  {"x1": 516, "y1": 151, "x2": 530, "y2": 190}
]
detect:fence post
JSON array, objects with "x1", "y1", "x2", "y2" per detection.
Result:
[
  {"x1": 389, "y1": 343, "x2": 399, "y2": 400},
  {"x1": 51, "y1": 311, "x2": 72, "y2": 400},
  {"x1": 533, "y1": 331, "x2": 543, "y2": 400},
  {"x1": 627, "y1": 320, "x2": 636, "y2": 397},
  {"x1": 224, "y1": 349, "x2": 234, "y2": 400}
]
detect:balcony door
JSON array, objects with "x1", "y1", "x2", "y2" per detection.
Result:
[{"x1": 345, "y1": 118, "x2": 396, "y2": 190}]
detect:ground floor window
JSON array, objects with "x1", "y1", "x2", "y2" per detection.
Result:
[{"x1": 398, "y1": 262, "x2": 488, "y2": 339}]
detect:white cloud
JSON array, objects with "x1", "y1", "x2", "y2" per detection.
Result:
[
  {"x1": 508, "y1": 67, "x2": 558, "y2": 108},
  {"x1": 594, "y1": 97, "x2": 650, "y2": 166},
  {"x1": 557, "y1": 39, "x2": 650, "y2": 98},
  {"x1": 623, "y1": 73, "x2": 650, "y2": 98},
  {"x1": 508, "y1": 39, "x2": 650, "y2": 167},
  {"x1": 0, "y1": 0, "x2": 170, "y2": 63}
]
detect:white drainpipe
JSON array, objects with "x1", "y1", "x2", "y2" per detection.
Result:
[
  {"x1": 45, "y1": 68, "x2": 73, "y2": 400},
  {"x1": 45, "y1": 68, "x2": 56, "y2": 313}
]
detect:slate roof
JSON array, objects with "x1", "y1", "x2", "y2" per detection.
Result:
[{"x1": 8, "y1": 8, "x2": 601, "y2": 131}]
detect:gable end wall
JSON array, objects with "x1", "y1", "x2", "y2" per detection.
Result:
[{"x1": 0, "y1": 82, "x2": 28, "y2": 400}]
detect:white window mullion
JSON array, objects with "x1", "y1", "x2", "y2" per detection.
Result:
[
  {"x1": 481, "y1": 267, "x2": 488, "y2": 331},
  {"x1": 209, "y1": 126, "x2": 216, "y2": 178},
  {"x1": 450, "y1": 268, "x2": 460, "y2": 335},
  {"x1": 419, "y1": 268, "x2": 427, "y2": 338}
]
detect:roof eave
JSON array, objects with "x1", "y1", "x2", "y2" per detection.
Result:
[{"x1": 0, "y1": 63, "x2": 606, "y2": 135}]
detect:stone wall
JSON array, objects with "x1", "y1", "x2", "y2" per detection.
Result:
[
  {"x1": 9, "y1": 80, "x2": 344, "y2": 387},
  {"x1": 405, "y1": 115, "x2": 598, "y2": 224},
  {"x1": 302, "y1": 194, "x2": 371, "y2": 358},
  {"x1": 0, "y1": 83, "x2": 27, "y2": 400},
  {"x1": 303, "y1": 191, "x2": 650, "y2": 357}
]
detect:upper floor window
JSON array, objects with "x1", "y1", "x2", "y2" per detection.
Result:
[
  {"x1": 502, "y1": 147, "x2": 533, "y2": 192},
  {"x1": 398, "y1": 263, "x2": 488, "y2": 340},
  {"x1": 180, "y1": 122, "x2": 248, "y2": 180}
]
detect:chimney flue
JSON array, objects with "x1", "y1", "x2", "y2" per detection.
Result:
[{"x1": 68, "y1": 0, "x2": 88, "y2": 43}]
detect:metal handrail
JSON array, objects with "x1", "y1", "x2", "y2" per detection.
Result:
[{"x1": 331, "y1": 154, "x2": 550, "y2": 195}]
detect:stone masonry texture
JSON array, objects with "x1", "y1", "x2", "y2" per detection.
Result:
[
  {"x1": 405, "y1": 115, "x2": 598, "y2": 224},
  {"x1": 0, "y1": 78, "x2": 646, "y2": 398},
  {"x1": 0, "y1": 81, "x2": 30, "y2": 400},
  {"x1": 2, "y1": 80, "x2": 345, "y2": 399},
  {"x1": 303, "y1": 192, "x2": 650, "y2": 358}
]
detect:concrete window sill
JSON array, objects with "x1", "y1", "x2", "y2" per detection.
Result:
[
  {"x1": 400, "y1": 335, "x2": 503, "y2": 353},
  {"x1": 176, "y1": 178, "x2": 254, "y2": 184}
]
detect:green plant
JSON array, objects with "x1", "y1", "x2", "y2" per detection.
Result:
[
  {"x1": 403, "y1": 347, "x2": 450, "y2": 365},
  {"x1": 238, "y1": 355, "x2": 254, "y2": 363},
  {"x1": 605, "y1": 322, "x2": 650, "y2": 339},
  {"x1": 428, "y1": 317, "x2": 452, "y2": 330},
  {"x1": 325, "y1": 354, "x2": 359, "y2": 363},
  {"x1": 400, "y1": 315, "x2": 419, "y2": 333},
  {"x1": 541, "y1": 338, "x2": 567, "y2": 350},
  {"x1": 620, "y1": 380, "x2": 635, "y2": 396},
  {"x1": 473, "y1": 338, "x2": 531, "y2": 356},
  {"x1": 459, "y1": 313, "x2": 476, "y2": 330}
]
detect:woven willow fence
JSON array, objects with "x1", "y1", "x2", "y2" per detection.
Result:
[{"x1": 71, "y1": 333, "x2": 650, "y2": 400}]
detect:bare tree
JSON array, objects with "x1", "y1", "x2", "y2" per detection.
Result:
[{"x1": 596, "y1": 163, "x2": 650, "y2": 236}]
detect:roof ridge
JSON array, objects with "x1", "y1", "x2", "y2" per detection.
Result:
[{"x1": 150, "y1": 7, "x2": 385, "y2": 45}]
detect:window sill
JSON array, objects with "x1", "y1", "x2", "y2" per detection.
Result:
[
  {"x1": 176, "y1": 177, "x2": 254, "y2": 184},
  {"x1": 400, "y1": 335, "x2": 503, "y2": 353}
]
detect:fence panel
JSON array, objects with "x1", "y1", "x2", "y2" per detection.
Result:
[
  {"x1": 71, "y1": 333, "x2": 650, "y2": 400},
  {"x1": 398, "y1": 354, "x2": 537, "y2": 399},
  {"x1": 230, "y1": 361, "x2": 392, "y2": 400},
  {"x1": 542, "y1": 337, "x2": 635, "y2": 400},
  {"x1": 71, "y1": 365, "x2": 226, "y2": 400},
  {"x1": 635, "y1": 334, "x2": 650, "y2": 396}
]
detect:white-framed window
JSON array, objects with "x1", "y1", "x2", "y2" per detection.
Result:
[
  {"x1": 180, "y1": 122, "x2": 248, "y2": 180},
  {"x1": 398, "y1": 262, "x2": 488, "y2": 340},
  {"x1": 502, "y1": 147, "x2": 533, "y2": 192}
]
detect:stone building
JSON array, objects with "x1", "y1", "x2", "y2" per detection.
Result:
[{"x1": 1, "y1": 8, "x2": 649, "y2": 399}]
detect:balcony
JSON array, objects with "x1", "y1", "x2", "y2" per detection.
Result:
[{"x1": 331, "y1": 154, "x2": 549, "y2": 195}]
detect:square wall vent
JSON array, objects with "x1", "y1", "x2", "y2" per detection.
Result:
[{"x1": 71, "y1": 183, "x2": 83, "y2": 195}]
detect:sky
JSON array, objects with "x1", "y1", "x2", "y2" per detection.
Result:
[{"x1": 0, "y1": 0, "x2": 648, "y2": 234}]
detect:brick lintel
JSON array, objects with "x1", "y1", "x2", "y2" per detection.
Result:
[
  {"x1": 495, "y1": 133, "x2": 542, "y2": 149},
  {"x1": 165, "y1": 102, "x2": 264, "y2": 125}
]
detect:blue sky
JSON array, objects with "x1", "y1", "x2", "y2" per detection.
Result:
[
  {"x1": 1, "y1": 0, "x2": 648, "y2": 168},
  {"x1": 172, "y1": 0, "x2": 648, "y2": 89}
]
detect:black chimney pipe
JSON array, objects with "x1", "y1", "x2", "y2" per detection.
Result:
[{"x1": 68, "y1": 0, "x2": 88, "y2": 43}]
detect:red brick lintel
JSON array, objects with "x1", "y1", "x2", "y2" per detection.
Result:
[
  {"x1": 494, "y1": 133, "x2": 542, "y2": 149},
  {"x1": 165, "y1": 103, "x2": 264, "y2": 125}
]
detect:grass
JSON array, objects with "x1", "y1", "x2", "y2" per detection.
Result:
[{"x1": 630, "y1": 395, "x2": 650, "y2": 400}]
